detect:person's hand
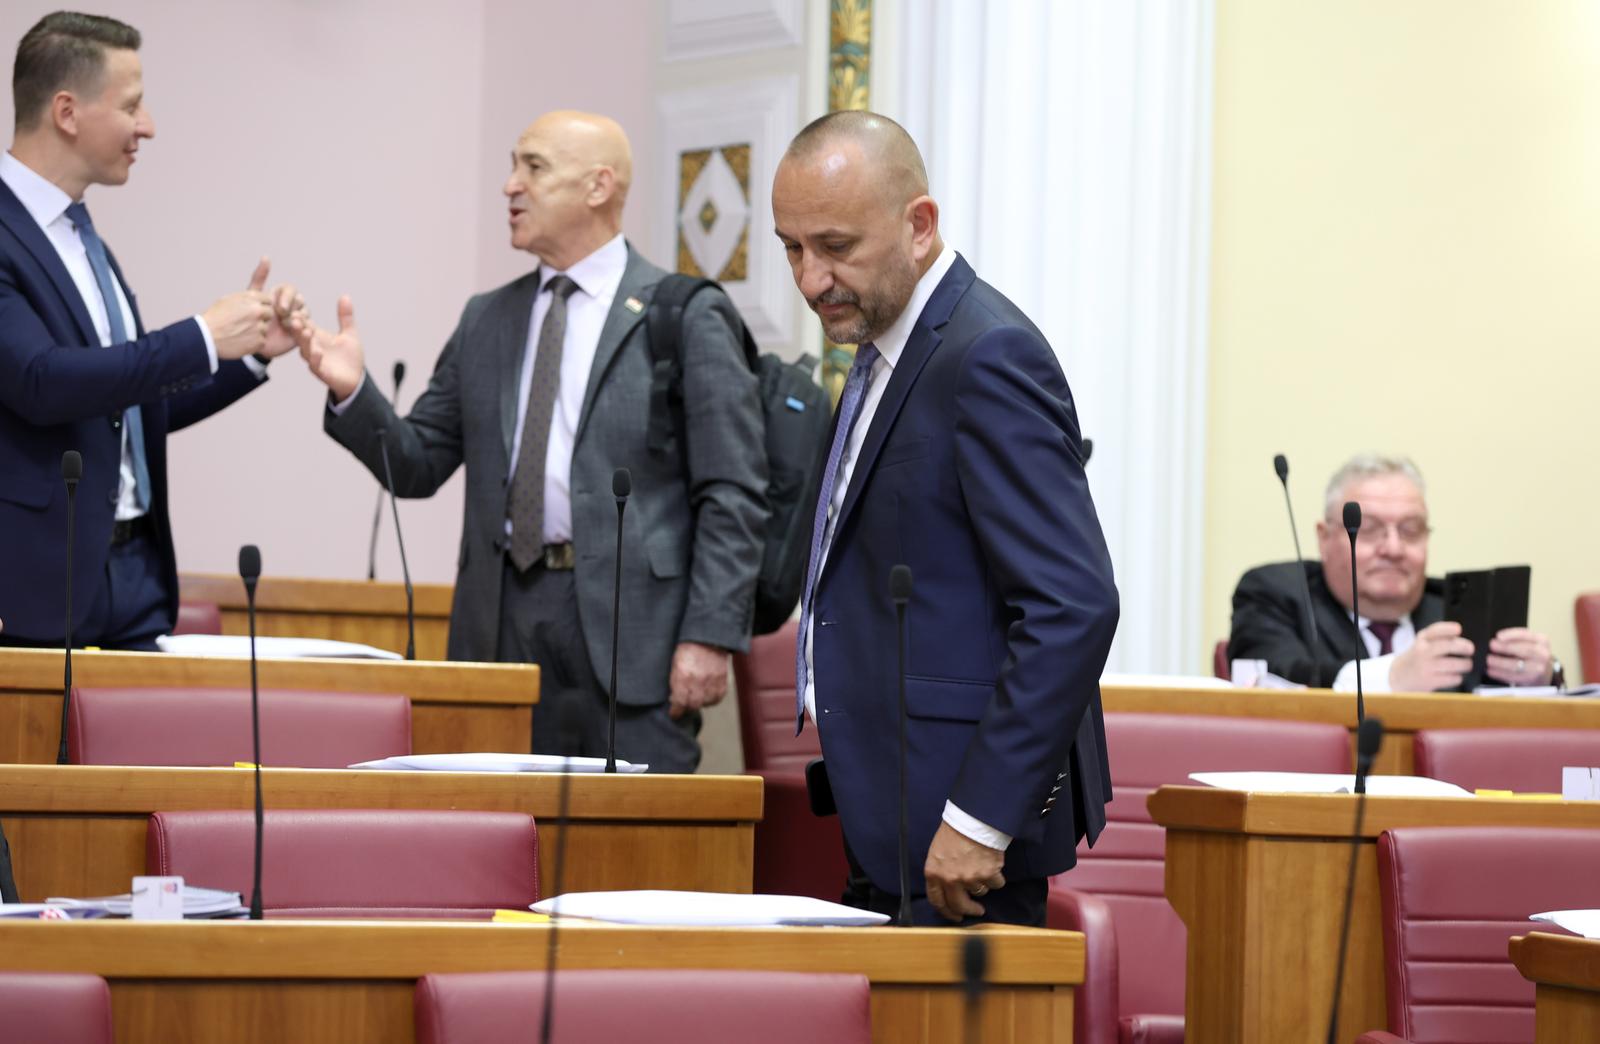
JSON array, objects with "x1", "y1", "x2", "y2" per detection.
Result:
[
  {"x1": 923, "y1": 821, "x2": 1006, "y2": 923},
  {"x1": 242, "y1": 257, "x2": 308, "y2": 360},
  {"x1": 668, "y1": 641, "x2": 730, "y2": 719},
  {"x1": 201, "y1": 263, "x2": 275, "y2": 360},
  {"x1": 1388, "y1": 620, "x2": 1474, "y2": 692},
  {"x1": 1486, "y1": 627, "x2": 1554, "y2": 685},
  {"x1": 294, "y1": 294, "x2": 365, "y2": 401}
]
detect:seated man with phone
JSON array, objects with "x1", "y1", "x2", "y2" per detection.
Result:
[{"x1": 1230, "y1": 454, "x2": 1563, "y2": 692}]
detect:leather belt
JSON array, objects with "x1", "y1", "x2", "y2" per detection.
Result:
[
  {"x1": 110, "y1": 515, "x2": 153, "y2": 547},
  {"x1": 539, "y1": 542, "x2": 576, "y2": 571}
]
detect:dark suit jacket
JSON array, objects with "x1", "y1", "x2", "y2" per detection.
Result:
[
  {"x1": 325, "y1": 245, "x2": 767, "y2": 704},
  {"x1": 808, "y1": 255, "x2": 1119, "y2": 894},
  {"x1": 1229, "y1": 560, "x2": 1446, "y2": 687},
  {"x1": 0, "y1": 179, "x2": 264, "y2": 643}
]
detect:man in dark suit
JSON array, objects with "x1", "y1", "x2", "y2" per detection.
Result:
[
  {"x1": 297, "y1": 111, "x2": 767, "y2": 773},
  {"x1": 774, "y1": 111, "x2": 1119, "y2": 926},
  {"x1": 1230, "y1": 455, "x2": 1559, "y2": 691},
  {"x1": 0, "y1": 10, "x2": 299, "y2": 653}
]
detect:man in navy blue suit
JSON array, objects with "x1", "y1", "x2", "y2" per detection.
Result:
[
  {"x1": 0, "y1": 11, "x2": 303, "y2": 656},
  {"x1": 774, "y1": 111, "x2": 1119, "y2": 926}
]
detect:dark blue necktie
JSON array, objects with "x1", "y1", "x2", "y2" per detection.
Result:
[{"x1": 67, "y1": 201, "x2": 150, "y2": 512}]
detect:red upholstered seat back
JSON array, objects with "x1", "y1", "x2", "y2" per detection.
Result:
[
  {"x1": 70, "y1": 687, "x2": 411, "y2": 768},
  {"x1": 415, "y1": 969, "x2": 873, "y2": 1044},
  {"x1": 0, "y1": 973, "x2": 114, "y2": 1044},
  {"x1": 1053, "y1": 713, "x2": 1351, "y2": 1020},
  {"x1": 1414, "y1": 728, "x2": 1600, "y2": 793},
  {"x1": 1577, "y1": 592, "x2": 1600, "y2": 683},
  {"x1": 173, "y1": 601, "x2": 223, "y2": 635},
  {"x1": 147, "y1": 809, "x2": 538, "y2": 918},
  {"x1": 1213, "y1": 639, "x2": 1230, "y2": 679},
  {"x1": 732, "y1": 620, "x2": 818, "y2": 772},
  {"x1": 1376, "y1": 827, "x2": 1597, "y2": 1043}
]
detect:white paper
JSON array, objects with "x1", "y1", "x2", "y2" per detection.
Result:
[
  {"x1": 1229, "y1": 660, "x2": 1308, "y2": 690},
  {"x1": 1531, "y1": 909, "x2": 1600, "y2": 939},
  {"x1": 1562, "y1": 767, "x2": 1600, "y2": 801},
  {"x1": 131, "y1": 876, "x2": 184, "y2": 921},
  {"x1": 46, "y1": 885, "x2": 243, "y2": 917},
  {"x1": 531, "y1": 889, "x2": 890, "y2": 927},
  {"x1": 156, "y1": 634, "x2": 403, "y2": 660},
  {"x1": 1188, "y1": 771, "x2": 1473, "y2": 797},
  {"x1": 349, "y1": 752, "x2": 648, "y2": 774},
  {"x1": 1475, "y1": 684, "x2": 1600, "y2": 699},
  {"x1": 1101, "y1": 673, "x2": 1232, "y2": 690}
]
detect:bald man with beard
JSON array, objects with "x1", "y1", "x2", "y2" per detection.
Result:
[
  {"x1": 775, "y1": 111, "x2": 1118, "y2": 925},
  {"x1": 298, "y1": 111, "x2": 767, "y2": 772}
]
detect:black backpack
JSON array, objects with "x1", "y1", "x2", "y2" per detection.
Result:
[{"x1": 646, "y1": 274, "x2": 832, "y2": 635}]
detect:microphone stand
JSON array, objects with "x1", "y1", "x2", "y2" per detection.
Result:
[
  {"x1": 606, "y1": 469, "x2": 630, "y2": 773},
  {"x1": 57, "y1": 451, "x2": 82, "y2": 765},
  {"x1": 366, "y1": 363, "x2": 405, "y2": 580},
  {"x1": 1274, "y1": 454, "x2": 1322, "y2": 680},
  {"x1": 1343, "y1": 501, "x2": 1365, "y2": 727},
  {"x1": 376, "y1": 430, "x2": 415, "y2": 660},
  {"x1": 239, "y1": 545, "x2": 265, "y2": 920},
  {"x1": 1325, "y1": 717, "x2": 1384, "y2": 1044}
]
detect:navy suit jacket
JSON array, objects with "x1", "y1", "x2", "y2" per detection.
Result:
[
  {"x1": 0, "y1": 179, "x2": 263, "y2": 643},
  {"x1": 808, "y1": 255, "x2": 1119, "y2": 894}
]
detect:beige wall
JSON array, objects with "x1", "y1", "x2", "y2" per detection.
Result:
[{"x1": 1204, "y1": 0, "x2": 1600, "y2": 675}]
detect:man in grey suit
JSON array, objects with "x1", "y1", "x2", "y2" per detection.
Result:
[{"x1": 295, "y1": 111, "x2": 768, "y2": 772}]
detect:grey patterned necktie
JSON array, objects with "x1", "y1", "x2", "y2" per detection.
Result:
[{"x1": 507, "y1": 274, "x2": 579, "y2": 571}]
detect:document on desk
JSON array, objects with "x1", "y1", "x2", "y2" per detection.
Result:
[
  {"x1": 1189, "y1": 771, "x2": 1473, "y2": 797},
  {"x1": 156, "y1": 634, "x2": 404, "y2": 660},
  {"x1": 1530, "y1": 909, "x2": 1600, "y2": 939},
  {"x1": 1474, "y1": 683, "x2": 1600, "y2": 698},
  {"x1": 530, "y1": 889, "x2": 891, "y2": 927},
  {"x1": 350, "y1": 753, "x2": 649, "y2": 773}
]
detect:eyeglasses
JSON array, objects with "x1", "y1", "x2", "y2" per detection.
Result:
[{"x1": 1332, "y1": 517, "x2": 1432, "y2": 547}]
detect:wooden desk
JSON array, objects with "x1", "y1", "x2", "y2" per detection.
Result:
[
  {"x1": 0, "y1": 920, "x2": 1080, "y2": 1043},
  {"x1": 1102, "y1": 684, "x2": 1600, "y2": 774},
  {"x1": 0, "y1": 648, "x2": 538, "y2": 762},
  {"x1": 1150, "y1": 785, "x2": 1600, "y2": 1044},
  {"x1": 181, "y1": 573, "x2": 453, "y2": 661},
  {"x1": 0, "y1": 764, "x2": 758, "y2": 901},
  {"x1": 1511, "y1": 932, "x2": 1600, "y2": 1042}
]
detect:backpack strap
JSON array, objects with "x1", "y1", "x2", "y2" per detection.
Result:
[{"x1": 646, "y1": 274, "x2": 749, "y2": 456}]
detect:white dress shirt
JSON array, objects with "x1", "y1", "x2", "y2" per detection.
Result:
[
  {"x1": 1, "y1": 151, "x2": 220, "y2": 521},
  {"x1": 799, "y1": 247, "x2": 1011, "y2": 852},
  {"x1": 1332, "y1": 613, "x2": 1417, "y2": 693}
]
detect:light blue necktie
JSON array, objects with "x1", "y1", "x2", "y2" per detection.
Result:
[
  {"x1": 67, "y1": 201, "x2": 150, "y2": 512},
  {"x1": 795, "y1": 343, "x2": 881, "y2": 726}
]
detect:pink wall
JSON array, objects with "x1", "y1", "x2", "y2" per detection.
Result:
[{"x1": 0, "y1": 1, "x2": 659, "y2": 585}]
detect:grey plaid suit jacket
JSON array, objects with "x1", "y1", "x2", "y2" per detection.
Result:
[{"x1": 325, "y1": 245, "x2": 768, "y2": 706}]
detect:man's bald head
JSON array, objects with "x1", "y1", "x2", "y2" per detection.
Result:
[
  {"x1": 505, "y1": 109, "x2": 634, "y2": 268},
  {"x1": 782, "y1": 110, "x2": 928, "y2": 209},
  {"x1": 522, "y1": 109, "x2": 633, "y2": 210}
]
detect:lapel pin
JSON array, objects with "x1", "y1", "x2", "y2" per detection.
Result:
[{"x1": 624, "y1": 297, "x2": 644, "y2": 314}]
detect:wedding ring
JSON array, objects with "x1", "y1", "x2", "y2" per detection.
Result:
[
  {"x1": 1517, "y1": 658, "x2": 1526, "y2": 675},
  {"x1": 970, "y1": 884, "x2": 989, "y2": 897}
]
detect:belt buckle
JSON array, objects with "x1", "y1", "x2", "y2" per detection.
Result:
[{"x1": 542, "y1": 543, "x2": 575, "y2": 571}]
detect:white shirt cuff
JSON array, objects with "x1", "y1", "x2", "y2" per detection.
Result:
[
  {"x1": 192, "y1": 315, "x2": 219, "y2": 374},
  {"x1": 327, "y1": 373, "x2": 366, "y2": 416},
  {"x1": 1333, "y1": 654, "x2": 1394, "y2": 693},
  {"x1": 942, "y1": 801, "x2": 1012, "y2": 851},
  {"x1": 241, "y1": 354, "x2": 268, "y2": 379}
]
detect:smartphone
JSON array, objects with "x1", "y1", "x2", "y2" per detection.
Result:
[
  {"x1": 1442, "y1": 565, "x2": 1531, "y2": 690},
  {"x1": 805, "y1": 757, "x2": 837, "y2": 817}
]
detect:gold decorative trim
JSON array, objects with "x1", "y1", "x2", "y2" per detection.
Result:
[
  {"x1": 822, "y1": 0, "x2": 874, "y2": 403},
  {"x1": 676, "y1": 144, "x2": 752, "y2": 283}
]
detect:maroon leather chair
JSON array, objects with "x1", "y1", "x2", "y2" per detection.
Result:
[
  {"x1": 1354, "y1": 826, "x2": 1598, "y2": 1044},
  {"x1": 70, "y1": 687, "x2": 411, "y2": 768},
  {"x1": 731, "y1": 620, "x2": 849, "y2": 900},
  {"x1": 1577, "y1": 592, "x2": 1600, "y2": 683},
  {"x1": 173, "y1": 600, "x2": 223, "y2": 635},
  {"x1": 415, "y1": 969, "x2": 872, "y2": 1044},
  {"x1": 147, "y1": 809, "x2": 538, "y2": 918},
  {"x1": 1414, "y1": 728, "x2": 1600, "y2": 793},
  {"x1": 0, "y1": 972, "x2": 114, "y2": 1043},
  {"x1": 1212, "y1": 639, "x2": 1230, "y2": 680},
  {"x1": 1049, "y1": 713, "x2": 1351, "y2": 1044}
]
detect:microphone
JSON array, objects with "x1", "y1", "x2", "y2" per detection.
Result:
[
  {"x1": 1325, "y1": 716, "x2": 1384, "y2": 1044},
  {"x1": 57, "y1": 451, "x2": 82, "y2": 766},
  {"x1": 962, "y1": 933, "x2": 990, "y2": 1044},
  {"x1": 376, "y1": 429, "x2": 415, "y2": 660},
  {"x1": 1342, "y1": 501, "x2": 1365, "y2": 725},
  {"x1": 365, "y1": 363, "x2": 407, "y2": 581},
  {"x1": 1273, "y1": 454, "x2": 1323, "y2": 684},
  {"x1": 605, "y1": 468, "x2": 631, "y2": 773},
  {"x1": 1081, "y1": 438, "x2": 1093, "y2": 466},
  {"x1": 238, "y1": 544, "x2": 265, "y2": 921},
  {"x1": 889, "y1": 564, "x2": 914, "y2": 927},
  {"x1": 540, "y1": 709, "x2": 579, "y2": 1044}
]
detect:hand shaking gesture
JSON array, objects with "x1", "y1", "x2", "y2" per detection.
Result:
[{"x1": 291, "y1": 294, "x2": 365, "y2": 401}]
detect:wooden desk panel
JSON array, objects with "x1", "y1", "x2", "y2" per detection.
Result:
[
  {"x1": 1511, "y1": 933, "x2": 1600, "y2": 1042},
  {"x1": 1103, "y1": 684, "x2": 1600, "y2": 774},
  {"x1": 180, "y1": 573, "x2": 454, "y2": 661},
  {"x1": 0, "y1": 648, "x2": 538, "y2": 761},
  {"x1": 1150, "y1": 786, "x2": 1600, "y2": 1044},
  {"x1": 0, "y1": 920, "x2": 1082, "y2": 1044},
  {"x1": 0, "y1": 765, "x2": 759, "y2": 901}
]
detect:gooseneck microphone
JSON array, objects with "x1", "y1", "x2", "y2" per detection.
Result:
[
  {"x1": 57, "y1": 451, "x2": 82, "y2": 766},
  {"x1": 540, "y1": 708, "x2": 579, "y2": 1044},
  {"x1": 1325, "y1": 716, "x2": 1384, "y2": 1044},
  {"x1": 1274, "y1": 454, "x2": 1323, "y2": 681},
  {"x1": 365, "y1": 363, "x2": 407, "y2": 580},
  {"x1": 889, "y1": 564, "x2": 914, "y2": 927},
  {"x1": 376, "y1": 429, "x2": 415, "y2": 660},
  {"x1": 238, "y1": 544, "x2": 265, "y2": 921},
  {"x1": 1342, "y1": 501, "x2": 1366, "y2": 726},
  {"x1": 605, "y1": 468, "x2": 631, "y2": 773},
  {"x1": 962, "y1": 933, "x2": 990, "y2": 1044}
]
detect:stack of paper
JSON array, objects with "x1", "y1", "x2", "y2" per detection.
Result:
[
  {"x1": 1475, "y1": 684, "x2": 1600, "y2": 698},
  {"x1": 156, "y1": 634, "x2": 403, "y2": 660},
  {"x1": 0, "y1": 903, "x2": 111, "y2": 920},
  {"x1": 350, "y1": 753, "x2": 649, "y2": 773},
  {"x1": 1189, "y1": 771, "x2": 1473, "y2": 797},
  {"x1": 45, "y1": 885, "x2": 246, "y2": 918},
  {"x1": 1530, "y1": 910, "x2": 1600, "y2": 939},
  {"x1": 530, "y1": 890, "x2": 890, "y2": 927}
]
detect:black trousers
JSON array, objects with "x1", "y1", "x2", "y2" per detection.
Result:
[
  {"x1": 496, "y1": 558, "x2": 701, "y2": 774},
  {"x1": 838, "y1": 836, "x2": 1048, "y2": 928},
  {"x1": 0, "y1": 528, "x2": 171, "y2": 650},
  {"x1": 0, "y1": 822, "x2": 16, "y2": 902}
]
